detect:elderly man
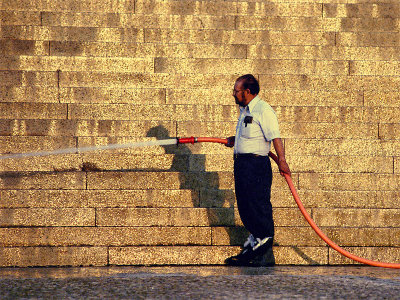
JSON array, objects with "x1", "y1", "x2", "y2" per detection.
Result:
[{"x1": 225, "y1": 74, "x2": 291, "y2": 267}]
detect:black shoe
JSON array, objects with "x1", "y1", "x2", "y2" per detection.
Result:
[
  {"x1": 224, "y1": 246, "x2": 254, "y2": 266},
  {"x1": 246, "y1": 246, "x2": 275, "y2": 267},
  {"x1": 225, "y1": 237, "x2": 274, "y2": 266}
]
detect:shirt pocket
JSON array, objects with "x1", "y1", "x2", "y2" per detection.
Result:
[{"x1": 240, "y1": 122, "x2": 260, "y2": 139}]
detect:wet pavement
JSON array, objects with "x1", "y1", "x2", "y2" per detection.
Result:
[{"x1": 1, "y1": 265, "x2": 400, "y2": 299}]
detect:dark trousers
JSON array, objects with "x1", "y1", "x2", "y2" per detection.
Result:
[{"x1": 234, "y1": 154, "x2": 274, "y2": 239}]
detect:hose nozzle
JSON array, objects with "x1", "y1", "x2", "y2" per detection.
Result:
[
  {"x1": 177, "y1": 137, "x2": 228, "y2": 145},
  {"x1": 177, "y1": 137, "x2": 197, "y2": 144}
]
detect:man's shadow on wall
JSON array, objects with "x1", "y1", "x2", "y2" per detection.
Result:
[{"x1": 146, "y1": 125, "x2": 244, "y2": 247}]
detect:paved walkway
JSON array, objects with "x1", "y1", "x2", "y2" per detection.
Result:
[{"x1": 1, "y1": 265, "x2": 400, "y2": 299}]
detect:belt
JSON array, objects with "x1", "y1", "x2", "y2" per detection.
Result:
[{"x1": 234, "y1": 153, "x2": 265, "y2": 159}]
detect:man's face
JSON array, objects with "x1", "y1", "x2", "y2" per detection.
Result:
[{"x1": 233, "y1": 81, "x2": 246, "y2": 107}]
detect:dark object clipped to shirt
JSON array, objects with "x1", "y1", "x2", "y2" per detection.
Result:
[{"x1": 244, "y1": 116, "x2": 253, "y2": 127}]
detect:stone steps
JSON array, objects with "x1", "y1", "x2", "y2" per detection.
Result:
[{"x1": 1, "y1": 0, "x2": 400, "y2": 267}]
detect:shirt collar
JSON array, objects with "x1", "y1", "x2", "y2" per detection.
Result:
[
  {"x1": 239, "y1": 95, "x2": 260, "y2": 113},
  {"x1": 246, "y1": 95, "x2": 260, "y2": 113}
]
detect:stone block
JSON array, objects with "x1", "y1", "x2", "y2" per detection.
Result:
[
  {"x1": 0, "y1": 40, "x2": 49, "y2": 56},
  {"x1": 68, "y1": 104, "x2": 172, "y2": 120},
  {"x1": 177, "y1": 121, "x2": 237, "y2": 137},
  {"x1": 173, "y1": 105, "x2": 238, "y2": 122},
  {"x1": 267, "y1": 91, "x2": 363, "y2": 107},
  {"x1": 0, "y1": 86, "x2": 58, "y2": 103},
  {"x1": 270, "y1": 188, "x2": 296, "y2": 208},
  {"x1": 285, "y1": 139, "x2": 396, "y2": 157},
  {"x1": 43, "y1": 12, "x2": 235, "y2": 30},
  {"x1": 87, "y1": 171, "x2": 181, "y2": 190},
  {"x1": 0, "y1": 25, "x2": 49, "y2": 40},
  {"x1": 135, "y1": 0, "x2": 238, "y2": 15},
  {"x1": 376, "y1": 108, "x2": 400, "y2": 122},
  {"x1": 247, "y1": 45, "x2": 393, "y2": 61},
  {"x1": 2, "y1": 0, "x2": 135, "y2": 12},
  {"x1": 338, "y1": 32, "x2": 400, "y2": 47},
  {"x1": 313, "y1": 208, "x2": 400, "y2": 227},
  {"x1": 76, "y1": 137, "x2": 175, "y2": 155},
  {"x1": 295, "y1": 190, "x2": 394, "y2": 209},
  {"x1": 0, "y1": 71, "x2": 58, "y2": 87},
  {"x1": 199, "y1": 188, "x2": 235, "y2": 208},
  {"x1": 274, "y1": 246, "x2": 328, "y2": 265},
  {"x1": 350, "y1": 61, "x2": 400, "y2": 76},
  {"x1": 48, "y1": 27, "x2": 144, "y2": 42},
  {"x1": 238, "y1": 2, "x2": 322, "y2": 17},
  {"x1": 52, "y1": 41, "x2": 247, "y2": 59},
  {"x1": 59, "y1": 87, "x2": 166, "y2": 104},
  {"x1": 80, "y1": 153, "x2": 184, "y2": 172},
  {"x1": 211, "y1": 226, "x2": 325, "y2": 247},
  {"x1": 1, "y1": 11, "x2": 41, "y2": 25},
  {"x1": 0, "y1": 190, "x2": 86, "y2": 208},
  {"x1": 109, "y1": 245, "x2": 328, "y2": 265},
  {"x1": 96, "y1": 207, "x2": 235, "y2": 226},
  {"x1": 0, "y1": 189, "x2": 198, "y2": 208},
  {"x1": 323, "y1": 3, "x2": 400, "y2": 18},
  {"x1": 236, "y1": 16, "x2": 324, "y2": 31},
  {"x1": 109, "y1": 246, "x2": 240, "y2": 265},
  {"x1": 0, "y1": 154, "x2": 82, "y2": 172},
  {"x1": 146, "y1": 29, "x2": 335, "y2": 46},
  {"x1": 376, "y1": 191, "x2": 400, "y2": 209},
  {"x1": 280, "y1": 122, "x2": 378, "y2": 139},
  {"x1": 1, "y1": 56, "x2": 153, "y2": 73},
  {"x1": 395, "y1": 158, "x2": 400, "y2": 174},
  {"x1": 166, "y1": 89, "x2": 236, "y2": 105},
  {"x1": 324, "y1": 228, "x2": 391, "y2": 247},
  {"x1": 364, "y1": 91, "x2": 400, "y2": 107},
  {"x1": 273, "y1": 208, "x2": 310, "y2": 227},
  {"x1": 89, "y1": 170, "x2": 235, "y2": 190},
  {"x1": 0, "y1": 226, "x2": 211, "y2": 246},
  {"x1": 90, "y1": 189, "x2": 200, "y2": 208},
  {"x1": 328, "y1": 247, "x2": 400, "y2": 265},
  {"x1": 0, "y1": 103, "x2": 67, "y2": 119},
  {"x1": 390, "y1": 229, "x2": 400, "y2": 246},
  {"x1": 189, "y1": 154, "x2": 234, "y2": 172},
  {"x1": 273, "y1": 106, "x2": 364, "y2": 124},
  {"x1": 154, "y1": 58, "x2": 348, "y2": 75},
  {"x1": 0, "y1": 171, "x2": 86, "y2": 190},
  {"x1": 274, "y1": 227, "x2": 326, "y2": 247},
  {"x1": 300, "y1": 173, "x2": 400, "y2": 191},
  {"x1": 59, "y1": 72, "x2": 236, "y2": 89},
  {"x1": 0, "y1": 208, "x2": 95, "y2": 226},
  {"x1": 379, "y1": 124, "x2": 400, "y2": 140},
  {"x1": 211, "y1": 226, "x2": 248, "y2": 246},
  {"x1": 287, "y1": 155, "x2": 393, "y2": 173},
  {"x1": 0, "y1": 247, "x2": 108, "y2": 267},
  {"x1": 0, "y1": 136, "x2": 75, "y2": 153},
  {"x1": 258, "y1": 74, "x2": 400, "y2": 92},
  {"x1": 340, "y1": 18, "x2": 398, "y2": 32}
]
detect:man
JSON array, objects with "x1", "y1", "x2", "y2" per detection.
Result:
[{"x1": 225, "y1": 74, "x2": 291, "y2": 267}]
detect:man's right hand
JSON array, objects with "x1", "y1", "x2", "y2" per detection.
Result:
[{"x1": 225, "y1": 136, "x2": 235, "y2": 148}]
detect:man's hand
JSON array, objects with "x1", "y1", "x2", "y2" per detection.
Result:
[
  {"x1": 272, "y1": 138, "x2": 291, "y2": 177},
  {"x1": 278, "y1": 158, "x2": 291, "y2": 177},
  {"x1": 225, "y1": 136, "x2": 235, "y2": 148}
]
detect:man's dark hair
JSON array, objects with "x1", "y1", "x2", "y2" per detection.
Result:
[{"x1": 236, "y1": 74, "x2": 260, "y2": 95}]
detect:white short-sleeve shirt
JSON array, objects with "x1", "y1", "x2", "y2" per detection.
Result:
[{"x1": 234, "y1": 95, "x2": 280, "y2": 156}]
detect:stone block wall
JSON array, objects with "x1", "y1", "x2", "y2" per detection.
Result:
[{"x1": 1, "y1": 0, "x2": 399, "y2": 266}]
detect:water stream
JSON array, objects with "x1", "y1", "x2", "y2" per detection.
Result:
[{"x1": 0, "y1": 138, "x2": 178, "y2": 160}]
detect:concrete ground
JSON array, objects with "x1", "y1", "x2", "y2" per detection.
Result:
[{"x1": 1, "y1": 265, "x2": 400, "y2": 299}]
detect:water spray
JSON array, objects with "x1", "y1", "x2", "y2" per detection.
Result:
[{"x1": 1, "y1": 136, "x2": 399, "y2": 268}]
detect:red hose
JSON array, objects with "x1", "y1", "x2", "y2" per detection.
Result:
[
  {"x1": 177, "y1": 137, "x2": 228, "y2": 145},
  {"x1": 268, "y1": 151, "x2": 400, "y2": 269},
  {"x1": 178, "y1": 137, "x2": 400, "y2": 268}
]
